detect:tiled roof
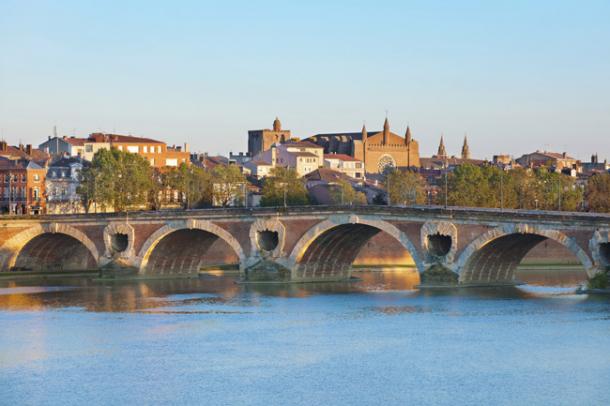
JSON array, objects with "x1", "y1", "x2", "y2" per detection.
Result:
[
  {"x1": 284, "y1": 140, "x2": 324, "y2": 149},
  {"x1": 324, "y1": 153, "x2": 360, "y2": 162},
  {"x1": 290, "y1": 151, "x2": 319, "y2": 158},
  {"x1": 88, "y1": 133, "x2": 164, "y2": 144},
  {"x1": 63, "y1": 137, "x2": 88, "y2": 146},
  {"x1": 304, "y1": 168, "x2": 351, "y2": 183}
]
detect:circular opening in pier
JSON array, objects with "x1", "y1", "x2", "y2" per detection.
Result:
[
  {"x1": 111, "y1": 233, "x2": 129, "y2": 253},
  {"x1": 257, "y1": 230, "x2": 279, "y2": 252},
  {"x1": 600, "y1": 243, "x2": 610, "y2": 266},
  {"x1": 427, "y1": 233, "x2": 452, "y2": 257}
]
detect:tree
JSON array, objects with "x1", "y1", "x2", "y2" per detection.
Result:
[
  {"x1": 77, "y1": 149, "x2": 153, "y2": 212},
  {"x1": 210, "y1": 165, "x2": 246, "y2": 207},
  {"x1": 586, "y1": 172, "x2": 610, "y2": 213},
  {"x1": 330, "y1": 179, "x2": 367, "y2": 205},
  {"x1": 385, "y1": 169, "x2": 426, "y2": 206},
  {"x1": 164, "y1": 163, "x2": 213, "y2": 209},
  {"x1": 260, "y1": 167, "x2": 309, "y2": 207}
]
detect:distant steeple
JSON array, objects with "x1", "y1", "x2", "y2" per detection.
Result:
[
  {"x1": 361, "y1": 124, "x2": 368, "y2": 143},
  {"x1": 273, "y1": 117, "x2": 281, "y2": 132},
  {"x1": 383, "y1": 117, "x2": 390, "y2": 145},
  {"x1": 404, "y1": 126, "x2": 412, "y2": 145},
  {"x1": 437, "y1": 135, "x2": 447, "y2": 158},
  {"x1": 461, "y1": 135, "x2": 470, "y2": 160}
]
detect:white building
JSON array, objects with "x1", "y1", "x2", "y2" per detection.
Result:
[
  {"x1": 45, "y1": 157, "x2": 87, "y2": 214},
  {"x1": 323, "y1": 153, "x2": 365, "y2": 180},
  {"x1": 245, "y1": 141, "x2": 324, "y2": 178}
]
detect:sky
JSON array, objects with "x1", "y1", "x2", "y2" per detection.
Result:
[{"x1": 1, "y1": 0, "x2": 609, "y2": 160}]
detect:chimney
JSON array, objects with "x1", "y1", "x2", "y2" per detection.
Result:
[
  {"x1": 26, "y1": 144, "x2": 32, "y2": 155},
  {"x1": 562, "y1": 152, "x2": 567, "y2": 158},
  {"x1": 0, "y1": 141, "x2": 6, "y2": 151},
  {"x1": 184, "y1": 142, "x2": 189, "y2": 153},
  {"x1": 271, "y1": 144, "x2": 277, "y2": 166}
]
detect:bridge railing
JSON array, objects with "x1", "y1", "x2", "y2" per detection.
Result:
[{"x1": 1, "y1": 204, "x2": 609, "y2": 225}]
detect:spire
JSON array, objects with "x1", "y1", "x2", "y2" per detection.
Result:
[
  {"x1": 361, "y1": 123, "x2": 368, "y2": 143},
  {"x1": 437, "y1": 134, "x2": 447, "y2": 158},
  {"x1": 461, "y1": 134, "x2": 470, "y2": 160},
  {"x1": 273, "y1": 117, "x2": 281, "y2": 132},
  {"x1": 383, "y1": 117, "x2": 390, "y2": 145},
  {"x1": 404, "y1": 126, "x2": 412, "y2": 145}
]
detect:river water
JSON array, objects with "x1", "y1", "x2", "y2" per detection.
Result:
[{"x1": 1, "y1": 270, "x2": 609, "y2": 406}]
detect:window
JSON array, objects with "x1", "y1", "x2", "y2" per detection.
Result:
[
  {"x1": 33, "y1": 188, "x2": 39, "y2": 199},
  {"x1": 150, "y1": 158, "x2": 155, "y2": 166},
  {"x1": 117, "y1": 145, "x2": 123, "y2": 151},
  {"x1": 157, "y1": 145, "x2": 162, "y2": 153},
  {"x1": 143, "y1": 146, "x2": 148, "y2": 153},
  {"x1": 165, "y1": 158, "x2": 178, "y2": 167},
  {"x1": 127, "y1": 145, "x2": 139, "y2": 153},
  {"x1": 85, "y1": 145, "x2": 93, "y2": 153},
  {"x1": 33, "y1": 174, "x2": 40, "y2": 181},
  {"x1": 21, "y1": 174, "x2": 26, "y2": 182}
]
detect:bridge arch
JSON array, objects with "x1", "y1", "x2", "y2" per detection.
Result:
[
  {"x1": 137, "y1": 219, "x2": 246, "y2": 274},
  {"x1": 455, "y1": 224, "x2": 595, "y2": 284},
  {"x1": 288, "y1": 215, "x2": 424, "y2": 281},
  {"x1": 0, "y1": 223, "x2": 100, "y2": 271}
]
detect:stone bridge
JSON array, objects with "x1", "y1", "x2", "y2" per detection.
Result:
[{"x1": 0, "y1": 206, "x2": 609, "y2": 286}]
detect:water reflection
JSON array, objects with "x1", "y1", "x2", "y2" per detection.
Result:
[{"x1": 0, "y1": 268, "x2": 604, "y2": 313}]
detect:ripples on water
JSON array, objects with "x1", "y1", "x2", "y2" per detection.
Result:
[{"x1": 0, "y1": 269, "x2": 609, "y2": 406}]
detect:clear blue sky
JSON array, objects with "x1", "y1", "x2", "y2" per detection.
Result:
[{"x1": 1, "y1": 0, "x2": 609, "y2": 160}]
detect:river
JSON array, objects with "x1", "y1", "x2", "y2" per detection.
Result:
[{"x1": 1, "y1": 270, "x2": 609, "y2": 405}]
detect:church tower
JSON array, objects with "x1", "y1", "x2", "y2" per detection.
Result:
[
  {"x1": 382, "y1": 118, "x2": 390, "y2": 145},
  {"x1": 361, "y1": 124, "x2": 368, "y2": 161},
  {"x1": 405, "y1": 126, "x2": 412, "y2": 167},
  {"x1": 461, "y1": 135, "x2": 470, "y2": 160},
  {"x1": 273, "y1": 117, "x2": 281, "y2": 132},
  {"x1": 437, "y1": 135, "x2": 447, "y2": 159}
]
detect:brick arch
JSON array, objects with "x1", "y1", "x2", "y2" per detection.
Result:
[
  {"x1": 0, "y1": 223, "x2": 100, "y2": 271},
  {"x1": 288, "y1": 215, "x2": 424, "y2": 279},
  {"x1": 137, "y1": 219, "x2": 246, "y2": 273},
  {"x1": 455, "y1": 224, "x2": 595, "y2": 283}
]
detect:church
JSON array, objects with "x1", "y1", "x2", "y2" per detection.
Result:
[{"x1": 304, "y1": 118, "x2": 420, "y2": 173}]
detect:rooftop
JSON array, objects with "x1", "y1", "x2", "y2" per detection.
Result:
[
  {"x1": 88, "y1": 133, "x2": 164, "y2": 144},
  {"x1": 324, "y1": 153, "x2": 360, "y2": 162}
]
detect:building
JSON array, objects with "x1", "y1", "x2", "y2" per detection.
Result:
[
  {"x1": 516, "y1": 150, "x2": 578, "y2": 171},
  {"x1": 581, "y1": 154, "x2": 609, "y2": 176},
  {"x1": 45, "y1": 157, "x2": 87, "y2": 214},
  {"x1": 0, "y1": 157, "x2": 46, "y2": 214},
  {"x1": 39, "y1": 136, "x2": 110, "y2": 161},
  {"x1": 323, "y1": 154, "x2": 364, "y2": 180},
  {"x1": 304, "y1": 118, "x2": 420, "y2": 174},
  {"x1": 304, "y1": 168, "x2": 356, "y2": 205},
  {"x1": 40, "y1": 133, "x2": 190, "y2": 168},
  {"x1": 0, "y1": 141, "x2": 50, "y2": 167},
  {"x1": 248, "y1": 117, "x2": 292, "y2": 157},
  {"x1": 246, "y1": 141, "x2": 324, "y2": 178}
]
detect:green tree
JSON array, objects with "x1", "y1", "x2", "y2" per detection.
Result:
[
  {"x1": 586, "y1": 172, "x2": 610, "y2": 213},
  {"x1": 330, "y1": 179, "x2": 367, "y2": 205},
  {"x1": 260, "y1": 167, "x2": 309, "y2": 207},
  {"x1": 165, "y1": 163, "x2": 213, "y2": 208},
  {"x1": 210, "y1": 165, "x2": 246, "y2": 207},
  {"x1": 77, "y1": 148, "x2": 153, "y2": 212},
  {"x1": 532, "y1": 167, "x2": 581, "y2": 211},
  {"x1": 385, "y1": 169, "x2": 426, "y2": 205}
]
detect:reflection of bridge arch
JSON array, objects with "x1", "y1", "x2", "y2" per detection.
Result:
[
  {"x1": 455, "y1": 224, "x2": 595, "y2": 283},
  {"x1": 289, "y1": 215, "x2": 424, "y2": 280},
  {"x1": 0, "y1": 223, "x2": 100, "y2": 271},
  {"x1": 138, "y1": 220, "x2": 245, "y2": 274}
]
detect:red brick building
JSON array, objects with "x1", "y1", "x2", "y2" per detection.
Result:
[{"x1": 0, "y1": 157, "x2": 47, "y2": 215}]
